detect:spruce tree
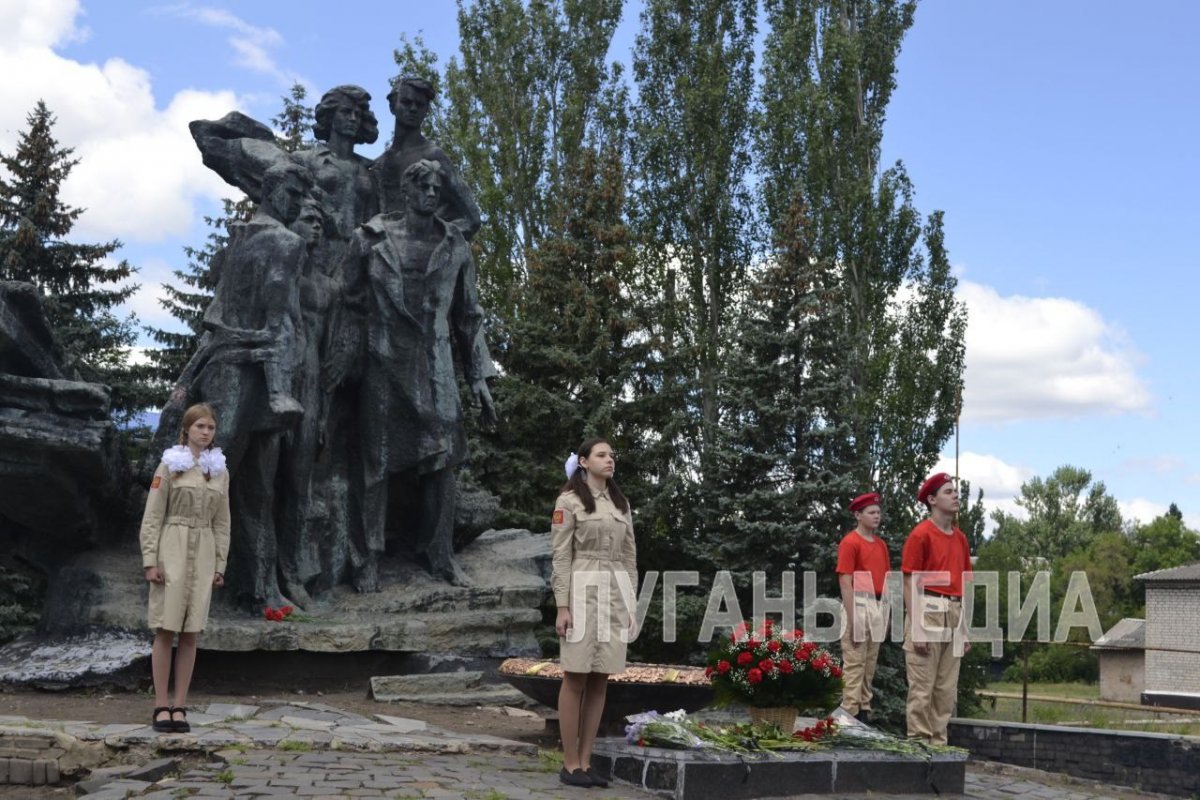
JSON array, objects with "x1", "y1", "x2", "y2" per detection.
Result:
[
  {"x1": 755, "y1": 0, "x2": 965, "y2": 535},
  {"x1": 0, "y1": 100, "x2": 151, "y2": 421}
]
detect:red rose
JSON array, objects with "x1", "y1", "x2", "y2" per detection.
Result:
[
  {"x1": 717, "y1": 660, "x2": 731, "y2": 674},
  {"x1": 263, "y1": 607, "x2": 274, "y2": 620},
  {"x1": 758, "y1": 658, "x2": 775, "y2": 673},
  {"x1": 831, "y1": 665, "x2": 843, "y2": 678},
  {"x1": 794, "y1": 629, "x2": 804, "y2": 639},
  {"x1": 281, "y1": 605, "x2": 294, "y2": 615},
  {"x1": 800, "y1": 641, "x2": 817, "y2": 657},
  {"x1": 747, "y1": 668, "x2": 763, "y2": 684},
  {"x1": 812, "y1": 656, "x2": 828, "y2": 671},
  {"x1": 705, "y1": 665, "x2": 714, "y2": 678},
  {"x1": 763, "y1": 618, "x2": 774, "y2": 632},
  {"x1": 767, "y1": 640, "x2": 782, "y2": 653},
  {"x1": 746, "y1": 638, "x2": 760, "y2": 649},
  {"x1": 777, "y1": 659, "x2": 794, "y2": 674},
  {"x1": 737, "y1": 651, "x2": 753, "y2": 666}
]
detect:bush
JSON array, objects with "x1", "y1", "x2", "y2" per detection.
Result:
[{"x1": 1002, "y1": 644, "x2": 1098, "y2": 683}]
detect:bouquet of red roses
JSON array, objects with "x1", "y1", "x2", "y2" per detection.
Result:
[{"x1": 706, "y1": 620, "x2": 843, "y2": 711}]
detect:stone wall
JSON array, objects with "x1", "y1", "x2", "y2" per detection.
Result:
[
  {"x1": 1145, "y1": 585, "x2": 1200, "y2": 695},
  {"x1": 950, "y1": 719, "x2": 1200, "y2": 797},
  {"x1": 1097, "y1": 649, "x2": 1144, "y2": 703}
]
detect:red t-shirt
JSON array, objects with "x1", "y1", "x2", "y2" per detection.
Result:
[
  {"x1": 836, "y1": 530, "x2": 892, "y2": 595},
  {"x1": 900, "y1": 519, "x2": 972, "y2": 597}
]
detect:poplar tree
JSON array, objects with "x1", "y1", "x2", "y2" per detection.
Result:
[
  {"x1": 630, "y1": 0, "x2": 758, "y2": 469},
  {"x1": 0, "y1": 100, "x2": 151, "y2": 421},
  {"x1": 755, "y1": 0, "x2": 965, "y2": 536}
]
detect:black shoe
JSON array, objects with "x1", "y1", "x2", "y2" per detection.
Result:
[
  {"x1": 584, "y1": 768, "x2": 609, "y2": 787},
  {"x1": 170, "y1": 706, "x2": 191, "y2": 733},
  {"x1": 151, "y1": 706, "x2": 173, "y2": 733},
  {"x1": 854, "y1": 710, "x2": 871, "y2": 725},
  {"x1": 559, "y1": 767, "x2": 594, "y2": 788}
]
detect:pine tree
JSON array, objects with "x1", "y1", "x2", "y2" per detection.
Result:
[
  {"x1": 470, "y1": 147, "x2": 646, "y2": 529},
  {"x1": 0, "y1": 100, "x2": 151, "y2": 421},
  {"x1": 706, "y1": 198, "x2": 856, "y2": 583}
]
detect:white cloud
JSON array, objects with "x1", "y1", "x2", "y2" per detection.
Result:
[
  {"x1": 958, "y1": 281, "x2": 1151, "y2": 423},
  {"x1": 0, "y1": 0, "x2": 87, "y2": 49},
  {"x1": 0, "y1": 3, "x2": 240, "y2": 244},
  {"x1": 158, "y1": 4, "x2": 296, "y2": 86},
  {"x1": 1118, "y1": 498, "x2": 1168, "y2": 526},
  {"x1": 934, "y1": 451, "x2": 1033, "y2": 523}
]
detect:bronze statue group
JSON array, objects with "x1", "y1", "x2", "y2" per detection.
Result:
[{"x1": 135, "y1": 75, "x2": 971, "y2": 775}]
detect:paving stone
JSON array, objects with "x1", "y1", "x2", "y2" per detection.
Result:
[
  {"x1": 124, "y1": 756, "x2": 179, "y2": 783},
  {"x1": 280, "y1": 715, "x2": 337, "y2": 731},
  {"x1": 206, "y1": 703, "x2": 260, "y2": 720},
  {"x1": 369, "y1": 716, "x2": 430, "y2": 732}
]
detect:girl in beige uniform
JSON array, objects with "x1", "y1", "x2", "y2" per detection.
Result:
[
  {"x1": 550, "y1": 438, "x2": 637, "y2": 788},
  {"x1": 139, "y1": 403, "x2": 231, "y2": 733}
]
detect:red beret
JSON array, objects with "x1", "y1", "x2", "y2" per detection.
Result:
[
  {"x1": 849, "y1": 493, "x2": 881, "y2": 512},
  {"x1": 918, "y1": 472, "x2": 954, "y2": 504}
]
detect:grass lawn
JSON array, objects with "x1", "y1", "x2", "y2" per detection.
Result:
[{"x1": 974, "y1": 682, "x2": 1200, "y2": 736}]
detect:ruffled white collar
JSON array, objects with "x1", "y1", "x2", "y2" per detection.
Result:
[{"x1": 162, "y1": 445, "x2": 227, "y2": 477}]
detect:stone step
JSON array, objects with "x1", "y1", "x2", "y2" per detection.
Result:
[{"x1": 370, "y1": 676, "x2": 531, "y2": 707}]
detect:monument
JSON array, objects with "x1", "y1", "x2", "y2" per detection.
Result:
[{"x1": 151, "y1": 77, "x2": 499, "y2": 609}]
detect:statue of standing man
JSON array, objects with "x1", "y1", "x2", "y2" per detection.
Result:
[{"x1": 339, "y1": 159, "x2": 496, "y2": 589}]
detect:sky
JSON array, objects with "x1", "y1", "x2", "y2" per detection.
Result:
[{"x1": 1, "y1": 0, "x2": 1197, "y2": 533}]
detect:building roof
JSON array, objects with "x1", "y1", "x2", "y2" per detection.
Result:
[
  {"x1": 1134, "y1": 561, "x2": 1200, "y2": 584},
  {"x1": 1091, "y1": 617, "x2": 1145, "y2": 651}
]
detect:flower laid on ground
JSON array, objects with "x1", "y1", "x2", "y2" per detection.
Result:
[
  {"x1": 263, "y1": 605, "x2": 299, "y2": 622},
  {"x1": 624, "y1": 709, "x2": 836, "y2": 754},
  {"x1": 706, "y1": 619, "x2": 843, "y2": 711},
  {"x1": 625, "y1": 709, "x2": 966, "y2": 759}
]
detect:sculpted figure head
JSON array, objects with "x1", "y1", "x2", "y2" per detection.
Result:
[
  {"x1": 261, "y1": 161, "x2": 313, "y2": 224},
  {"x1": 313, "y1": 85, "x2": 379, "y2": 146},
  {"x1": 402, "y1": 159, "x2": 443, "y2": 216},
  {"x1": 387, "y1": 76, "x2": 436, "y2": 132}
]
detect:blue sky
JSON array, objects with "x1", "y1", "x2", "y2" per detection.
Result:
[{"x1": 1, "y1": 0, "x2": 1196, "y2": 531}]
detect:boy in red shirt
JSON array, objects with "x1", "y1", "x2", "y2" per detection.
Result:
[
  {"x1": 836, "y1": 492, "x2": 892, "y2": 724},
  {"x1": 901, "y1": 473, "x2": 973, "y2": 744}
]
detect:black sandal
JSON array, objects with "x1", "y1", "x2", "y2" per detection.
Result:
[
  {"x1": 152, "y1": 706, "x2": 173, "y2": 733},
  {"x1": 170, "y1": 706, "x2": 190, "y2": 733},
  {"x1": 559, "y1": 767, "x2": 593, "y2": 787}
]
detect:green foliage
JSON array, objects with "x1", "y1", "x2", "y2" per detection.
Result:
[
  {"x1": 1002, "y1": 645, "x2": 1098, "y2": 684},
  {"x1": 753, "y1": 1, "x2": 965, "y2": 537},
  {"x1": 471, "y1": 148, "x2": 645, "y2": 529},
  {"x1": 0, "y1": 100, "x2": 153, "y2": 421},
  {"x1": 273, "y1": 82, "x2": 316, "y2": 153},
  {"x1": 957, "y1": 480, "x2": 987, "y2": 552},
  {"x1": 990, "y1": 466, "x2": 1123, "y2": 566}
]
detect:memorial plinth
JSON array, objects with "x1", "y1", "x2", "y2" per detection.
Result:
[{"x1": 592, "y1": 738, "x2": 968, "y2": 799}]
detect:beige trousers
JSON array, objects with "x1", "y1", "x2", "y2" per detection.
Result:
[
  {"x1": 839, "y1": 594, "x2": 888, "y2": 715},
  {"x1": 903, "y1": 595, "x2": 964, "y2": 745}
]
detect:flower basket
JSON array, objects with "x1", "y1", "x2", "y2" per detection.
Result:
[
  {"x1": 747, "y1": 705, "x2": 799, "y2": 731},
  {"x1": 706, "y1": 620, "x2": 843, "y2": 715}
]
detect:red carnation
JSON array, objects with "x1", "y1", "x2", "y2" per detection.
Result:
[
  {"x1": 717, "y1": 660, "x2": 731, "y2": 674},
  {"x1": 758, "y1": 658, "x2": 775, "y2": 673},
  {"x1": 747, "y1": 668, "x2": 763, "y2": 684},
  {"x1": 705, "y1": 665, "x2": 714, "y2": 678},
  {"x1": 737, "y1": 651, "x2": 753, "y2": 666},
  {"x1": 812, "y1": 656, "x2": 829, "y2": 671},
  {"x1": 281, "y1": 605, "x2": 294, "y2": 615},
  {"x1": 777, "y1": 659, "x2": 794, "y2": 674},
  {"x1": 263, "y1": 607, "x2": 274, "y2": 620},
  {"x1": 746, "y1": 638, "x2": 760, "y2": 650},
  {"x1": 766, "y1": 639, "x2": 782, "y2": 653},
  {"x1": 831, "y1": 665, "x2": 843, "y2": 678}
]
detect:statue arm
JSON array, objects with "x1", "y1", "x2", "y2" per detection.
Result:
[{"x1": 190, "y1": 112, "x2": 284, "y2": 203}]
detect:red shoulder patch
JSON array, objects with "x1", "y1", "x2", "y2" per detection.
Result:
[
  {"x1": 151, "y1": 476, "x2": 162, "y2": 490},
  {"x1": 552, "y1": 508, "x2": 565, "y2": 525}
]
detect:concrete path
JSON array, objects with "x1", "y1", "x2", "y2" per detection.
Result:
[{"x1": 0, "y1": 700, "x2": 1179, "y2": 799}]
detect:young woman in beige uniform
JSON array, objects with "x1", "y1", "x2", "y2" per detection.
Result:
[
  {"x1": 550, "y1": 438, "x2": 637, "y2": 787},
  {"x1": 139, "y1": 403, "x2": 231, "y2": 733}
]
